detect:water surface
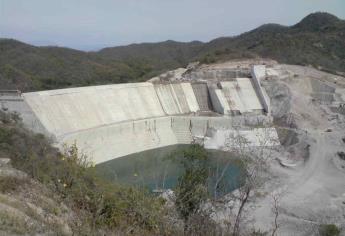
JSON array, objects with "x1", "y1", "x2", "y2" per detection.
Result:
[{"x1": 96, "y1": 145, "x2": 243, "y2": 196}]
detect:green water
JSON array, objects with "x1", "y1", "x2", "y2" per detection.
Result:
[{"x1": 96, "y1": 145, "x2": 244, "y2": 196}]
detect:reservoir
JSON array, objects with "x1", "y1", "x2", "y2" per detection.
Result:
[{"x1": 96, "y1": 145, "x2": 244, "y2": 196}]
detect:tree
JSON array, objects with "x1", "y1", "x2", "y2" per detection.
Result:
[
  {"x1": 174, "y1": 145, "x2": 209, "y2": 226},
  {"x1": 223, "y1": 128, "x2": 278, "y2": 236},
  {"x1": 271, "y1": 191, "x2": 282, "y2": 236}
]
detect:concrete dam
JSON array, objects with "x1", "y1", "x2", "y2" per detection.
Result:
[{"x1": 1, "y1": 65, "x2": 279, "y2": 164}]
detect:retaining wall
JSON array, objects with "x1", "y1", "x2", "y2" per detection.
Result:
[{"x1": 251, "y1": 65, "x2": 270, "y2": 113}]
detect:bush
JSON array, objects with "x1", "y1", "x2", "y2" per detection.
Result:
[
  {"x1": 319, "y1": 224, "x2": 340, "y2": 236},
  {"x1": 0, "y1": 114, "x2": 166, "y2": 234},
  {"x1": 0, "y1": 176, "x2": 28, "y2": 193},
  {"x1": 174, "y1": 145, "x2": 209, "y2": 222}
]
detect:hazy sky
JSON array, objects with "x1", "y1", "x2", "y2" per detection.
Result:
[{"x1": 1, "y1": 0, "x2": 344, "y2": 51}]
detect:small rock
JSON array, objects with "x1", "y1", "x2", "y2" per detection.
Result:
[{"x1": 0, "y1": 158, "x2": 11, "y2": 167}]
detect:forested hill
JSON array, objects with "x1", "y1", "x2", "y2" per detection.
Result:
[{"x1": 1, "y1": 12, "x2": 344, "y2": 92}]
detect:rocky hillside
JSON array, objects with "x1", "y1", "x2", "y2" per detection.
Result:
[
  {"x1": 201, "y1": 12, "x2": 345, "y2": 73},
  {"x1": 0, "y1": 112, "x2": 170, "y2": 235},
  {"x1": 0, "y1": 12, "x2": 344, "y2": 91},
  {"x1": 0, "y1": 158, "x2": 74, "y2": 235}
]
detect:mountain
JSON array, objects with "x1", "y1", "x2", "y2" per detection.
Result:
[
  {"x1": 98, "y1": 40, "x2": 203, "y2": 68},
  {"x1": 198, "y1": 12, "x2": 345, "y2": 70},
  {"x1": 0, "y1": 39, "x2": 157, "y2": 91},
  {"x1": 0, "y1": 12, "x2": 344, "y2": 91},
  {"x1": 293, "y1": 12, "x2": 343, "y2": 31}
]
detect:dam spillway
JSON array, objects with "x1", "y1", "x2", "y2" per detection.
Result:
[{"x1": 1, "y1": 65, "x2": 279, "y2": 164}]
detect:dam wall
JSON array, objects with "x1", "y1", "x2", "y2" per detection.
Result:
[
  {"x1": 10, "y1": 66, "x2": 275, "y2": 164},
  {"x1": 23, "y1": 83, "x2": 166, "y2": 137},
  {"x1": 0, "y1": 90, "x2": 49, "y2": 136},
  {"x1": 23, "y1": 82, "x2": 207, "y2": 139},
  {"x1": 60, "y1": 115, "x2": 277, "y2": 164},
  {"x1": 61, "y1": 117, "x2": 178, "y2": 164},
  {"x1": 60, "y1": 116, "x2": 209, "y2": 164}
]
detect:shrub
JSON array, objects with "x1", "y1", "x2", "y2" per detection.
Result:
[
  {"x1": 0, "y1": 176, "x2": 28, "y2": 193},
  {"x1": 174, "y1": 145, "x2": 209, "y2": 222},
  {"x1": 0, "y1": 113, "x2": 166, "y2": 234},
  {"x1": 319, "y1": 224, "x2": 340, "y2": 236}
]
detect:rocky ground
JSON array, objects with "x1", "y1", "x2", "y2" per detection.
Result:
[
  {"x1": 153, "y1": 60, "x2": 345, "y2": 235},
  {"x1": 249, "y1": 63, "x2": 345, "y2": 235},
  {"x1": 0, "y1": 158, "x2": 74, "y2": 236}
]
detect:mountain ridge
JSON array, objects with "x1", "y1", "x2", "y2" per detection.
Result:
[{"x1": 1, "y1": 12, "x2": 344, "y2": 91}]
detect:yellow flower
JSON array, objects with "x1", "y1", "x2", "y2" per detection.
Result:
[{"x1": 63, "y1": 183, "x2": 67, "y2": 188}]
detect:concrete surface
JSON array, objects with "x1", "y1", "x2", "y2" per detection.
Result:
[
  {"x1": 23, "y1": 83, "x2": 165, "y2": 137},
  {"x1": 251, "y1": 65, "x2": 270, "y2": 113},
  {"x1": 61, "y1": 115, "x2": 278, "y2": 164},
  {"x1": 16, "y1": 73, "x2": 271, "y2": 164}
]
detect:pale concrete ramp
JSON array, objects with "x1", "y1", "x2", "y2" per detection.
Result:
[
  {"x1": 154, "y1": 83, "x2": 202, "y2": 115},
  {"x1": 220, "y1": 81, "x2": 246, "y2": 113},
  {"x1": 209, "y1": 87, "x2": 231, "y2": 115},
  {"x1": 219, "y1": 79, "x2": 263, "y2": 114},
  {"x1": 170, "y1": 83, "x2": 190, "y2": 113},
  {"x1": 180, "y1": 83, "x2": 199, "y2": 112},
  {"x1": 236, "y1": 78, "x2": 263, "y2": 112},
  {"x1": 23, "y1": 83, "x2": 165, "y2": 137},
  {"x1": 154, "y1": 84, "x2": 181, "y2": 115},
  {"x1": 191, "y1": 83, "x2": 212, "y2": 111}
]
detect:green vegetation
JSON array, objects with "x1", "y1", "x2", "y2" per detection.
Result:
[
  {"x1": 319, "y1": 224, "x2": 341, "y2": 236},
  {"x1": 0, "y1": 113, "x2": 243, "y2": 235},
  {"x1": 0, "y1": 12, "x2": 344, "y2": 91},
  {"x1": 174, "y1": 145, "x2": 209, "y2": 222},
  {"x1": 0, "y1": 112, "x2": 167, "y2": 235},
  {"x1": 0, "y1": 176, "x2": 28, "y2": 193},
  {"x1": 0, "y1": 210, "x2": 37, "y2": 235},
  {"x1": 172, "y1": 145, "x2": 225, "y2": 235},
  {"x1": 0, "y1": 112, "x2": 234, "y2": 235}
]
